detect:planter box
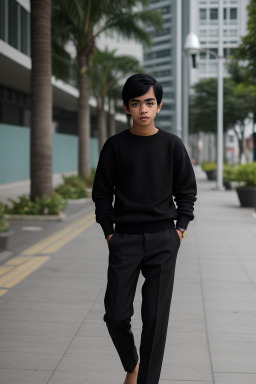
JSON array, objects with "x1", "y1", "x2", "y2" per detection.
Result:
[
  {"x1": 0, "y1": 231, "x2": 14, "y2": 253},
  {"x1": 224, "y1": 181, "x2": 232, "y2": 190},
  {"x1": 236, "y1": 186, "x2": 256, "y2": 208},
  {"x1": 205, "y1": 170, "x2": 217, "y2": 181}
]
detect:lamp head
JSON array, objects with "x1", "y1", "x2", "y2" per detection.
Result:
[{"x1": 184, "y1": 33, "x2": 201, "y2": 54}]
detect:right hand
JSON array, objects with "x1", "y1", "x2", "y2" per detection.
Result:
[{"x1": 106, "y1": 233, "x2": 114, "y2": 246}]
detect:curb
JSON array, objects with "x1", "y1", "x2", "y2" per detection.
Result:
[{"x1": 5, "y1": 213, "x2": 66, "y2": 222}]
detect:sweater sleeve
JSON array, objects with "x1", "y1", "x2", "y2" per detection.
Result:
[
  {"x1": 172, "y1": 138, "x2": 197, "y2": 230},
  {"x1": 92, "y1": 140, "x2": 115, "y2": 238}
]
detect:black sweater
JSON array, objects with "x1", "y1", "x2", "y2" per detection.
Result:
[{"x1": 92, "y1": 127, "x2": 197, "y2": 238}]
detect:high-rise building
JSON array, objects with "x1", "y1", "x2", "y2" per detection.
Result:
[
  {"x1": 188, "y1": 0, "x2": 250, "y2": 164},
  {"x1": 193, "y1": 0, "x2": 250, "y2": 83},
  {"x1": 143, "y1": 0, "x2": 176, "y2": 133},
  {"x1": 143, "y1": 0, "x2": 250, "y2": 139}
]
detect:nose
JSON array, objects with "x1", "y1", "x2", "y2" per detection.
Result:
[{"x1": 139, "y1": 103, "x2": 147, "y2": 114}]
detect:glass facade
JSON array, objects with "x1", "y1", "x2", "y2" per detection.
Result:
[
  {"x1": 143, "y1": 0, "x2": 174, "y2": 132},
  {"x1": 0, "y1": 0, "x2": 76, "y2": 86},
  {"x1": 0, "y1": 0, "x2": 31, "y2": 56}
]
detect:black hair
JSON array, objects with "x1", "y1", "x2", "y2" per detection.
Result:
[{"x1": 122, "y1": 73, "x2": 163, "y2": 108}]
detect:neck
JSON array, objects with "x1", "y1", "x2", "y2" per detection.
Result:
[{"x1": 130, "y1": 123, "x2": 158, "y2": 136}]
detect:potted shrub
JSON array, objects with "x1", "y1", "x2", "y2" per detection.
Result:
[
  {"x1": 234, "y1": 162, "x2": 256, "y2": 207},
  {"x1": 223, "y1": 165, "x2": 236, "y2": 190},
  {"x1": 201, "y1": 161, "x2": 217, "y2": 181},
  {"x1": 0, "y1": 202, "x2": 13, "y2": 253}
]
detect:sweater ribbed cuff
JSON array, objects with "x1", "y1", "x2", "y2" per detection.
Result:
[
  {"x1": 100, "y1": 219, "x2": 114, "y2": 238},
  {"x1": 176, "y1": 215, "x2": 191, "y2": 230}
]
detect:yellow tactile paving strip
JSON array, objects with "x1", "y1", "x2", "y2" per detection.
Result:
[{"x1": 0, "y1": 211, "x2": 95, "y2": 297}]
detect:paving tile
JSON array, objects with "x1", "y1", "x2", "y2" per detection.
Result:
[
  {"x1": 48, "y1": 370, "x2": 123, "y2": 384},
  {"x1": 209, "y1": 332, "x2": 256, "y2": 373},
  {"x1": 207, "y1": 310, "x2": 256, "y2": 334},
  {"x1": 0, "y1": 350, "x2": 61, "y2": 370},
  {"x1": 0, "y1": 369, "x2": 52, "y2": 384},
  {"x1": 160, "y1": 331, "x2": 212, "y2": 382},
  {"x1": 214, "y1": 372, "x2": 256, "y2": 384}
]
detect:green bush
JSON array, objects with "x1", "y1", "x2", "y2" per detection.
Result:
[
  {"x1": 62, "y1": 174, "x2": 86, "y2": 188},
  {"x1": 54, "y1": 174, "x2": 89, "y2": 199},
  {"x1": 55, "y1": 184, "x2": 88, "y2": 199},
  {"x1": 0, "y1": 202, "x2": 9, "y2": 232},
  {"x1": 5, "y1": 194, "x2": 67, "y2": 215},
  {"x1": 223, "y1": 165, "x2": 236, "y2": 182},
  {"x1": 85, "y1": 168, "x2": 96, "y2": 188},
  {"x1": 233, "y1": 162, "x2": 256, "y2": 187},
  {"x1": 201, "y1": 161, "x2": 217, "y2": 172}
]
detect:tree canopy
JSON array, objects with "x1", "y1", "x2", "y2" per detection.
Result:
[
  {"x1": 189, "y1": 78, "x2": 254, "y2": 134},
  {"x1": 236, "y1": 0, "x2": 256, "y2": 83}
]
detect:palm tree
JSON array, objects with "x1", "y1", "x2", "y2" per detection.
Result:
[
  {"x1": 88, "y1": 48, "x2": 143, "y2": 150},
  {"x1": 108, "y1": 83, "x2": 123, "y2": 137},
  {"x1": 30, "y1": 0, "x2": 53, "y2": 199},
  {"x1": 52, "y1": 0, "x2": 162, "y2": 177}
]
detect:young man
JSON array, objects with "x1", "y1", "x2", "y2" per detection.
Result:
[{"x1": 92, "y1": 74, "x2": 197, "y2": 384}]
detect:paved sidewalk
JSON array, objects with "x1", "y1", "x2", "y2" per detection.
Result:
[{"x1": 0, "y1": 170, "x2": 256, "y2": 384}]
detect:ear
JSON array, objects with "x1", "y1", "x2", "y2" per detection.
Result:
[
  {"x1": 123, "y1": 103, "x2": 130, "y2": 115},
  {"x1": 156, "y1": 101, "x2": 163, "y2": 114}
]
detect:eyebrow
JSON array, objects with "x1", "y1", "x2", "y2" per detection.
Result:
[{"x1": 130, "y1": 98, "x2": 156, "y2": 102}]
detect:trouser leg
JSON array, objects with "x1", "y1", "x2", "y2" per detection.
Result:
[
  {"x1": 103, "y1": 232, "x2": 143, "y2": 373},
  {"x1": 137, "y1": 228, "x2": 180, "y2": 384}
]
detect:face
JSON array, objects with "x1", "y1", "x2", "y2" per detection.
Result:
[{"x1": 123, "y1": 86, "x2": 162, "y2": 128}]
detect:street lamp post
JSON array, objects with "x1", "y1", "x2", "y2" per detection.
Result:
[
  {"x1": 183, "y1": 33, "x2": 200, "y2": 150},
  {"x1": 217, "y1": 0, "x2": 224, "y2": 190},
  {"x1": 184, "y1": 1, "x2": 224, "y2": 190}
]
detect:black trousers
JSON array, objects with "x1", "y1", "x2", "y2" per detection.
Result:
[{"x1": 103, "y1": 227, "x2": 180, "y2": 384}]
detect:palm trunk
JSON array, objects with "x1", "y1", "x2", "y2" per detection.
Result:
[
  {"x1": 78, "y1": 53, "x2": 90, "y2": 177},
  {"x1": 30, "y1": 0, "x2": 53, "y2": 199},
  {"x1": 97, "y1": 96, "x2": 107, "y2": 151}
]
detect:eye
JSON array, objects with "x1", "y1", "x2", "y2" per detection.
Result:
[
  {"x1": 131, "y1": 102, "x2": 138, "y2": 107},
  {"x1": 147, "y1": 102, "x2": 154, "y2": 106}
]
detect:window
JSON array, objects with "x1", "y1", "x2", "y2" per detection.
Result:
[
  {"x1": 200, "y1": 52, "x2": 207, "y2": 60},
  {"x1": 164, "y1": 92, "x2": 174, "y2": 99},
  {"x1": 199, "y1": 29, "x2": 207, "y2": 37},
  {"x1": 230, "y1": 29, "x2": 238, "y2": 36},
  {"x1": 209, "y1": 49, "x2": 218, "y2": 59},
  {"x1": 223, "y1": 8, "x2": 227, "y2": 20},
  {"x1": 159, "y1": 6, "x2": 171, "y2": 15},
  {"x1": 144, "y1": 49, "x2": 171, "y2": 61},
  {"x1": 8, "y1": 0, "x2": 18, "y2": 49},
  {"x1": 159, "y1": 81, "x2": 173, "y2": 88},
  {"x1": 151, "y1": 69, "x2": 171, "y2": 77},
  {"x1": 151, "y1": 27, "x2": 171, "y2": 38},
  {"x1": 0, "y1": 0, "x2": 5, "y2": 41},
  {"x1": 209, "y1": 29, "x2": 218, "y2": 37},
  {"x1": 223, "y1": 48, "x2": 235, "y2": 58},
  {"x1": 230, "y1": 8, "x2": 237, "y2": 20},
  {"x1": 21, "y1": 6, "x2": 28, "y2": 54},
  {"x1": 200, "y1": 8, "x2": 206, "y2": 20},
  {"x1": 210, "y1": 8, "x2": 218, "y2": 20}
]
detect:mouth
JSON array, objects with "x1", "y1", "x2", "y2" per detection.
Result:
[{"x1": 140, "y1": 117, "x2": 149, "y2": 121}]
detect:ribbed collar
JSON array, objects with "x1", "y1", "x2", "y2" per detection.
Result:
[{"x1": 125, "y1": 127, "x2": 163, "y2": 143}]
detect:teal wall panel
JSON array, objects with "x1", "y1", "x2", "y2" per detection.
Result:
[
  {"x1": 0, "y1": 124, "x2": 99, "y2": 184},
  {"x1": 90, "y1": 138, "x2": 99, "y2": 170},
  {"x1": 0, "y1": 124, "x2": 30, "y2": 183},
  {"x1": 52, "y1": 133, "x2": 78, "y2": 173}
]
